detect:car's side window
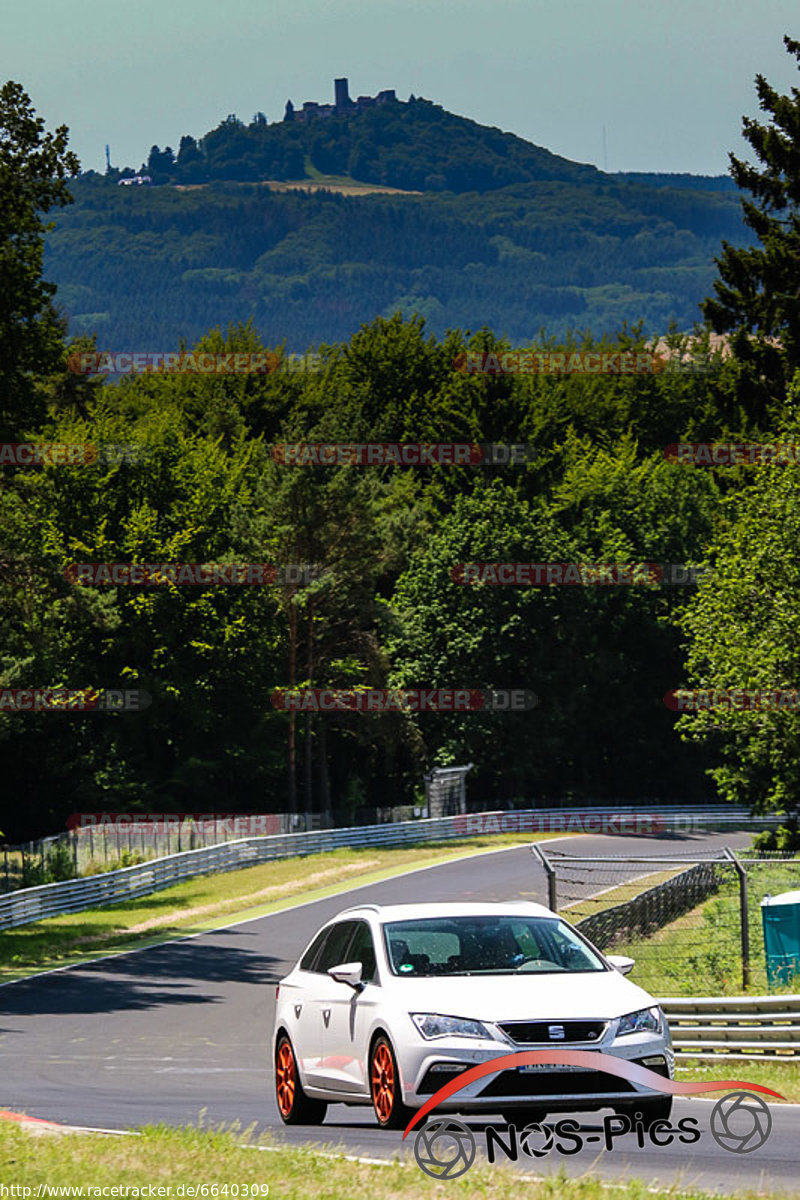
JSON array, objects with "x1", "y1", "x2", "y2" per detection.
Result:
[
  {"x1": 347, "y1": 920, "x2": 378, "y2": 984},
  {"x1": 315, "y1": 920, "x2": 358, "y2": 973},
  {"x1": 299, "y1": 928, "x2": 330, "y2": 973}
]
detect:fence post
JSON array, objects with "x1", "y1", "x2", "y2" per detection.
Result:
[
  {"x1": 531, "y1": 844, "x2": 557, "y2": 911},
  {"x1": 724, "y1": 847, "x2": 750, "y2": 990}
]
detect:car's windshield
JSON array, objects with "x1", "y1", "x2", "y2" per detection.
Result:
[{"x1": 382, "y1": 915, "x2": 606, "y2": 976}]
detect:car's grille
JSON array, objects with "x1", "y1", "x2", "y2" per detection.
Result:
[
  {"x1": 498, "y1": 1020, "x2": 607, "y2": 1044},
  {"x1": 479, "y1": 1070, "x2": 634, "y2": 1098}
]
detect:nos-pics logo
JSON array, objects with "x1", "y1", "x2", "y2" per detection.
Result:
[{"x1": 403, "y1": 1051, "x2": 782, "y2": 1179}]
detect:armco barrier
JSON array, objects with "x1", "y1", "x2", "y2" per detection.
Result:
[
  {"x1": 662, "y1": 995, "x2": 800, "y2": 1061},
  {"x1": 0, "y1": 804, "x2": 775, "y2": 932}
]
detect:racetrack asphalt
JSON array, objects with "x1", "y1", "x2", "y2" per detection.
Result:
[{"x1": 2, "y1": 829, "x2": 796, "y2": 1194}]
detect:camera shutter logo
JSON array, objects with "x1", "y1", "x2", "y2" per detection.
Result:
[
  {"x1": 710, "y1": 1092, "x2": 772, "y2": 1154},
  {"x1": 519, "y1": 1121, "x2": 555, "y2": 1158},
  {"x1": 413, "y1": 1117, "x2": 476, "y2": 1179}
]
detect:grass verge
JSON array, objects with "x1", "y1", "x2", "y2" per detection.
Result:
[
  {"x1": 563, "y1": 869, "x2": 682, "y2": 922},
  {"x1": 0, "y1": 833, "x2": 563, "y2": 982},
  {"x1": 676, "y1": 1059, "x2": 800, "y2": 1103},
  {"x1": 589, "y1": 858, "x2": 800, "y2": 996},
  {"x1": 2, "y1": 1121, "x2": 798, "y2": 1200}
]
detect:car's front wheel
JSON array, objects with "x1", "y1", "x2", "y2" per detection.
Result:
[
  {"x1": 275, "y1": 1035, "x2": 327, "y2": 1125},
  {"x1": 615, "y1": 1096, "x2": 673, "y2": 1127},
  {"x1": 370, "y1": 1035, "x2": 415, "y2": 1129}
]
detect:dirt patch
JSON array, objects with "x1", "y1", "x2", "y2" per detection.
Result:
[
  {"x1": 173, "y1": 180, "x2": 422, "y2": 196},
  {"x1": 71, "y1": 860, "x2": 382, "y2": 946}
]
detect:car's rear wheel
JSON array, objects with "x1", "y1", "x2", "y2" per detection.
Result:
[
  {"x1": 370, "y1": 1036, "x2": 414, "y2": 1129},
  {"x1": 503, "y1": 1108, "x2": 549, "y2": 1126},
  {"x1": 615, "y1": 1096, "x2": 673, "y2": 1126},
  {"x1": 275, "y1": 1035, "x2": 327, "y2": 1125}
]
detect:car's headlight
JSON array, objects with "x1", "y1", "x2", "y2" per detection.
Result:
[
  {"x1": 616, "y1": 1006, "x2": 662, "y2": 1036},
  {"x1": 411, "y1": 1013, "x2": 493, "y2": 1040}
]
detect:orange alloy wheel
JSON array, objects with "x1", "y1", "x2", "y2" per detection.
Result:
[
  {"x1": 276, "y1": 1039, "x2": 296, "y2": 1118},
  {"x1": 371, "y1": 1040, "x2": 396, "y2": 1125}
]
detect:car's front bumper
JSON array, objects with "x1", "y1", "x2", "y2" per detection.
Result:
[{"x1": 399, "y1": 1031, "x2": 674, "y2": 1112}]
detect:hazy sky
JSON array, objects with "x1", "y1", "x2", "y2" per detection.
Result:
[{"x1": 4, "y1": 0, "x2": 798, "y2": 176}]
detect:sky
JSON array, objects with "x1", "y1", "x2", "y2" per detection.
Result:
[{"x1": 3, "y1": 0, "x2": 799, "y2": 176}]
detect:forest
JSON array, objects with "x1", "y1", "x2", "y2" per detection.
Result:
[
  {"x1": 3, "y1": 37, "x2": 800, "y2": 841},
  {"x1": 45, "y1": 171, "x2": 751, "y2": 351}
]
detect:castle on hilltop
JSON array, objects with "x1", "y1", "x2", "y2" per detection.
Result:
[{"x1": 284, "y1": 78, "x2": 397, "y2": 123}]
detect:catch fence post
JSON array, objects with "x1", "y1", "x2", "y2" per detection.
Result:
[
  {"x1": 531, "y1": 843, "x2": 557, "y2": 911},
  {"x1": 724, "y1": 847, "x2": 750, "y2": 990}
]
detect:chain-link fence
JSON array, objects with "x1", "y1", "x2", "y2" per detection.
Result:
[
  {"x1": 536, "y1": 846, "x2": 800, "y2": 995},
  {"x1": 0, "y1": 814, "x2": 329, "y2": 892}
]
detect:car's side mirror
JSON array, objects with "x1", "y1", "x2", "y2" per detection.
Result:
[
  {"x1": 328, "y1": 961, "x2": 365, "y2": 991},
  {"x1": 606, "y1": 954, "x2": 635, "y2": 975}
]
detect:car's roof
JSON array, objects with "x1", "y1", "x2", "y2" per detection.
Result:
[{"x1": 335, "y1": 900, "x2": 556, "y2": 921}]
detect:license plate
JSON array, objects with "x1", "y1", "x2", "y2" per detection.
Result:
[{"x1": 519, "y1": 1064, "x2": 580, "y2": 1074}]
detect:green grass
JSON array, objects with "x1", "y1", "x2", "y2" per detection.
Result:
[
  {"x1": 0, "y1": 833, "x2": 564, "y2": 981},
  {"x1": 2, "y1": 1121, "x2": 798, "y2": 1200},
  {"x1": 676, "y1": 1059, "x2": 800, "y2": 1103},
  {"x1": 586, "y1": 858, "x2": 800, "y2": 997},
  {"x1": 563, "y1": 869, "x2": 683, "y2": 922},
  {"x1": 0, "y1": 848, "x2": 23, "y2": 891}
]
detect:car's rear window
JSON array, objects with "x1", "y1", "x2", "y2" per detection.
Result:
[{"x1": 382, "y1": 915, "x2": 606, "y2": 976}]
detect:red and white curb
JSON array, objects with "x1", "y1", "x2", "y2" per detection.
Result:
[{"x1": 0, "y1": 1109, "x2": 138, "y2": 1136}]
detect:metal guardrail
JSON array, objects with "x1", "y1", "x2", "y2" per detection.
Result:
[
  {"x1": 0, "y1": 804, "x2": 774, "y2": 932},
  {"x1": 661, "y1": 995, "x2": 800, "y2": 1061}
]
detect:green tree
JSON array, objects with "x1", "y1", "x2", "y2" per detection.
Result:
[
  {"x1": 676, "y1": 375, "x2": 800, "y2": 817},
  {"x1": 703, "y1": 35, "x2": 800, "y2": 418},
  {"x1": 0, "y1": 81, "x2": 79, "y2": 437}
]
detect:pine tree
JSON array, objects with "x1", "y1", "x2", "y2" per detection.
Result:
[
  {"x1": 703, "y1": 36, "x2": 800, "y2": 414},
  {"x1": 0, "y1": 82, "x2": 79, "y2": 437}
]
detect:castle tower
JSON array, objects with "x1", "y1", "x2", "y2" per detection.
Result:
[{"x1": 334, "y1": 77, "x2": 351, "y2": 110}]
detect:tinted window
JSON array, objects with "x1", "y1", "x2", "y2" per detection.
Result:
[
  {"x1": 299, "y1": 928, "x2": 329, "y2": 972},
  {"x1": 347, "y1": 920, "x2": 378, "y2": 983},
  {"x1": 315, "y1": 920, "x2": 358, "y2": 973}
]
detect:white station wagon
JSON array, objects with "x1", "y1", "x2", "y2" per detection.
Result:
[{"x1": 272, "y1": 901, "x2": 673, "y2": 1129}]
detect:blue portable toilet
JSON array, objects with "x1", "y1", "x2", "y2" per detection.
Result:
[{"x1": 761, "y1": 890, "x2": 800, "y2": 988}]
